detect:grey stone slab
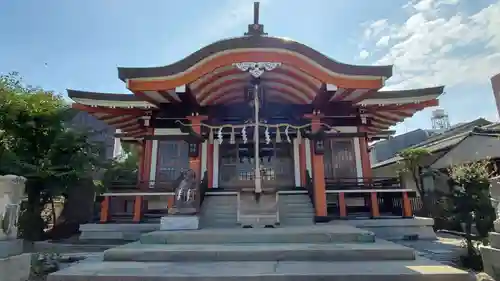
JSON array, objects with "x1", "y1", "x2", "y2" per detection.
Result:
[
  {"x1": 0, "y1": 253, "x2": 31, "y2": 281},
  {"x1": 332, "y1": 220, "x2": 437, "y2": 240},
  {"x1": 160, "y1": 216, "x2": 199, "y2": 231},
  {"x1": 481, "y1": 245, "x2": 500, "y2": 280},
  {"x1": 79, "y1": 223, "x2": 160, "y2": 241},
  {"x1": 0, "y1": 239, "x2": 22, "y2": 258},
  {"x1": 103, "y1": 240, "x2": 415, "y2": 262},
  {"x1": 335, "y1": 217, "x2": 434, "y2": 227},
  {"x1": 489, "y1": 232, "x2": 500, "y2": 248},
  {"x1": 140, "y1": 225, "x2": 375, "y2": 244},
  {"x1": 48, "y1": 258, "x2": 473, "y2": 281},
  {"x1": 80, "y1": 223, "x2": 160, "y2": 232}
]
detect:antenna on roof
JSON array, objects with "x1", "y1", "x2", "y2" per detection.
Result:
[{"x1": 245, "y1": 2, "x2": 267, "y2": 36}]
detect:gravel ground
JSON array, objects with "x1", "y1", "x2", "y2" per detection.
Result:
[{"x1": 394, "y1": 233, "x2": 466, "y2": 266}]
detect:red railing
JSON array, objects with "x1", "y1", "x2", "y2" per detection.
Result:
[{"x1": 323, "y1": 177, "x2": 415, "y2": 219}]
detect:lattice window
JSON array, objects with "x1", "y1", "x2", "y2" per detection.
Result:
[
  {"x1": 324, "y1": 139, "x2": 357, "y2": 179},
  {"x1": 156, "y1": 140, "x2": 189, "y2": 182}
]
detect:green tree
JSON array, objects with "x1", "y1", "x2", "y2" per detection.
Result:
[
  {"x1": 398, "y1": 147, "x2": 431, "y2": 213},
  {"x1": 448, "y1": 159, "x2": 496, "y2": 270},
  {"x1": 101, "y1": 142, "x2": 139, "y2": 190},
  {"x1": 0, "y1": 73, "x2": 106, "y2": 240}
]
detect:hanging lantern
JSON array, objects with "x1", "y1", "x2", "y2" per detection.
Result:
[
  {"x1": 188, "y1": 142, "x2": 199, "y2": 158},
  {"x1": 313, "y1": 139, "x2": 325, "y2": 155}
]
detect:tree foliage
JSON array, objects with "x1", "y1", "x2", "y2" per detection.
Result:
[
  {"x1": 100, "y1": 142, "x2": 139, "y2": 190},
  {"x1": 398, "y1": 148, "x2": 430, "y2": 195},
  {"x1": 0, "y1": 72, "x2": 107, "y2": 240},
  {"x1": 397, "y1": 147, "x2": 431, "y2": 215},
  {"x1": 448, "y1": 159, "x2": 496, "y2": 270}
]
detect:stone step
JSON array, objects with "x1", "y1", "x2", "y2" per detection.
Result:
[
  {"x1": 201, "y1": 211, "x2": 237, "y2": 215},
  {"x1": 280, "y1": 211, "x2": 313, "y2": 215},
  {"x1": 104, "y1": 240, "x2": 415, "y2": 262},
  {"x1": 200, "y1": 220, "x2": 238, "y2": 226},
  {"x1": 201, "y1": 206, "x2": 237, "y2": 211},
  {"x1": 279, "y1": 208, "x2": 313, "y2": 213},
  {"x1": 279, "y1": 203, "x2": 313, "y2": 208},
  {"x1": 48, "y1": 259, "x2": 472, "y2": 281},
  {"x1": 140, "y1": 225, "x2": 375, "y2": 245},
  {"x1": 279, "y1": 219, "x2": 313, "y2": 225},
  {"x1": 279, "y1": 194, "x2": 311, "y2": 199},
  {"x1": 489, "y1": 232, "x2": 500, "y2": 248}
]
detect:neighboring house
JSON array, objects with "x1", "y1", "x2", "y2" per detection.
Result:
[
  {"x1": 372, "y1": 118, "x2": 498, "y2": 194},
  {"x1": 370, "y1": 129, "x2": 434, "y2": 164}
]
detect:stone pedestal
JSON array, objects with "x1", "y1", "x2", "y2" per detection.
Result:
[
  {"x1": 160, "y1": 216, "x2": 200, "y2": 231},
  {"x1": 0, "y1": 175, "x2": 31, "y2": 281},
  {"x1": 480, "y1": 177, "x2": 500, "y2": 280},
  {"x1": 238, "y1": 191, "x2": 278, "y2": 228}
]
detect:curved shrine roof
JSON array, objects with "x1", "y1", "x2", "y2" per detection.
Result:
[{"x1": 117, "y1": 36, "x2": 393, "y2": 82}]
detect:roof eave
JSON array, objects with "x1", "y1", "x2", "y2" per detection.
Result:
[{"x1": 117, "y1": 36, "x2": 393, "y2": 81}]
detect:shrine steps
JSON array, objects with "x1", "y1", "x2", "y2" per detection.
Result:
[
  {"x1": 47, "y1": 260, "x2": 470, "y2": 281},
  {"x1": 199, "y1": 194, "x2": 238, "y2": 228},
  {"x1": 49, "y1": 225, "x2": 472, "y2": 281},
  {"x1": 277, "y1": 194, "x2": 314, "y2": 226},
  {"x1": 199, "y1": 193, "x2": 314, "y2": 228},
  {"x1": 102, "y1": 241, "x2": 416, "y2": 262},
  {"x1": 139, "y1": 225, "x2": 373, "y2": 244}
]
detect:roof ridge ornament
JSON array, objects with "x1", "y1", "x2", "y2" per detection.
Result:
[
  {"x1": 245, "y1": 2, "x2": 267, "y2": 36},
  {"x1": 233, "y1": 62, "x2": 282, "y2": 78}
]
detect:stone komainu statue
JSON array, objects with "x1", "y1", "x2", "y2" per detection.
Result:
[
  {"x1": 1, "y1": 202, "x2": 18, "y2": 236},
  {"x1": 0, "y1": 175, "x2": 25, "y2": 239},
  {"x1": 169, "y1": 169, "x2": 198, "y2": 215}
]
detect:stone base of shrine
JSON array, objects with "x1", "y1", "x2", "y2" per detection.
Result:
[
  {"x1": 160, "y1": 216, "x2": 199, "y2": 231},
  {"x1": 330, "y1": 217, "x2": 437, "y2": 240},
  {"x1": 480, "y1": 222, "x2": 500, "y2": 280},
  {"x1": 0, "y1": 239, "x2": 31, "y2": 281},
  {"x1": 79, "y1": 223, "x2": 160, "y2": 241}
]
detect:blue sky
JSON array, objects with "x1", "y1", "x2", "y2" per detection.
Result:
[{"x1": 1, "y1": 0, "x2": 500, "y2": 135}]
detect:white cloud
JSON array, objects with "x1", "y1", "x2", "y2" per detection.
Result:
[
  {"x1": 363, "y1": 19, "x2": 389, "y2": 40},
  {"x1": 414, "y1": 0, "x2": 435, "y2": 11},
  {"x1": 376, "y1": 36, "x2": 390, "y2": 47},
  {"x1": 361, "y1": 0, "x2": 500, "y2": 90},
  {"x1": 359, "y1": 50, "x2": 370, "y2": 59}
]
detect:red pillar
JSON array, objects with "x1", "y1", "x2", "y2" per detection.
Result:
[
  {"x1": 133, "y1": 128, "x2": 153, "y2": 222},
  {"x1": 358, "y1": 127, "x2": 372, "y2": 178},
  {"x1": 186, "y1": 115, "x2": 208, "y2": 181},
  {"x1": 304, "y1": 113, "x2": 327, "y2": 218},
  {"x1": 359, "y1": 127, "x2": 379, "y2": 217}
]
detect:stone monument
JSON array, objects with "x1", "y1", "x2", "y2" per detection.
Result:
[
  {"x1": 480, "y1": 176, "x2": 500, "y2": 280},
  {"x1": 160, "y1": 169, "x2": 200, "y2": 230},
  {"x1": 0, "y1": 175, "x2": 31, "y2": 281}
]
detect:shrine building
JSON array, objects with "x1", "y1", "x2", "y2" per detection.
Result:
[{"x1": 69, "y1": 2, "x2": 444, "y2": 226}]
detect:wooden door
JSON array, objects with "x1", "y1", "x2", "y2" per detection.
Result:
[{"x1": 218, "y1": 142, "x2": 295, "y2": 189}]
